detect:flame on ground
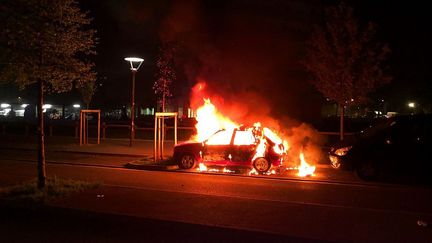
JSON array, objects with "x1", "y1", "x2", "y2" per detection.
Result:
[
  {"x1": 249, "y1": 168, "x2": 258, "y2": 175},
  {"x1": 298, "y1": 152, "x2": 316, "y2": 177},
  {"x1": 197, "y1": 163, "x2": 208, "y2": 172},
  {"x1": 197, "y1": 162, "x2": 235, "y2": 173}
]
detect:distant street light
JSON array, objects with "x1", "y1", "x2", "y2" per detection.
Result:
[
  {"x1": 408, "y1": 102, "x2": 415, "y2": 108},
  {"x1": 124, "y1": 57, "x2": 144, "y2": 146}
]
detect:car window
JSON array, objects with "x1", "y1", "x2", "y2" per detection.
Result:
[
  {"x1": 233, "y1": 130, "x2": 255, "y2": 145},
  {"x1": 206, "y1": 130, "x2": 233, "y2": 145},
  {"x1": 390, "y1": 122, "x2": 411, "y2": 141}
]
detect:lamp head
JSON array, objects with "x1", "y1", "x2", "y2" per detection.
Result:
[{"x1": 125, "y1": 57, "x2": 144, "y2": 71}]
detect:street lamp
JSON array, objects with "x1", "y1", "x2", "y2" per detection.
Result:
[{"x1": 125, "y1": 57, "x2": 144, "y2": 146}]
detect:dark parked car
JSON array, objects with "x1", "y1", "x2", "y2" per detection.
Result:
[
  {"x1": 173, "y1": 125, "x2": 285, "y2": 173},
  {"x1": 329, "y1": 115, "x2": 432, "y2": 182}
]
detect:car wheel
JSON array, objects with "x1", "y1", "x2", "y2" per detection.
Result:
[
  {"x1": 355, "y1": 160, "x2": 378, "y2": 180},
  {"x1": 178, "y1": 154, "x2": 196, "y2": 169},
  {"x1": 253, "y1": 157, "x2": 270, "y2": 174}
]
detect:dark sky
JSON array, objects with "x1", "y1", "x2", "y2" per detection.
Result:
[
  {"x1": 347, "y1": 1, "x2": 432, "y2": 111},
  {"x1": 81, "y1": 0, "x2": 326, "y2": 122},
  {"x1": 2, "y1": 0, "x2": 431, "y2": 121}
]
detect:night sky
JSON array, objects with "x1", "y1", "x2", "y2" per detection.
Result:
[{"x1": 1, "y1": 0, "x2": 431, "y2": 122}]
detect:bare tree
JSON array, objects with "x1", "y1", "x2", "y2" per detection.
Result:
[
  {"x1": 0, "y1": 0, "x2": 97, "y2": 189},
  {"x1": 304, "y1": 1, "x2": 391, "y2": 140}
]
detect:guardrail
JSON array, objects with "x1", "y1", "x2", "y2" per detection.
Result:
[
  {"x1": 0, "y1": 120, "x2": 355, "y2": 142},
  {"x1": 318, "y1": 131, "x2": 355, "y2": 136},
  {"x1": 1, "y1": 121, "x2": 78, "y2": 137},
  {"x1": 100, "y1": 123, "x2": 194, "y2": 139}
]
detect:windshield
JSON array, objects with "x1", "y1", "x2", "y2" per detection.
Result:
[
  {"x1": 358, "y1": 118, "x2": 394, "y2": 139},
  {"x1": 205, "y1": 129, "x2": 233, "y2": 145}
]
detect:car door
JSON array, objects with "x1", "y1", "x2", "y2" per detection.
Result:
[
  {"x1": 227, "y1": 129, "x2": 256, "y2": 166},
  {"x1": 202, "y1": 130, "x2": 234, "y2": 166},
  {"x1": 385, "y1": 118, "x2": 419, "y2": 178},
  {"x1": 415, "y1": 117, "x2": 432, "y2": 180}
]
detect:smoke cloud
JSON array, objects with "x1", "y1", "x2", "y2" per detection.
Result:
[{"x1": 159, "y1": 0, "x2": 325, "y2": 165}]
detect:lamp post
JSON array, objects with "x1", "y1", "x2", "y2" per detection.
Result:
[{"x1": 125, "y1": 57, "x2": 144, "y2": 146}]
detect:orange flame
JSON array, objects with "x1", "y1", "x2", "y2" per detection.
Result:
[
  {"x1": 192, "y1": 97, "x2": 316, "y2": 177},
  {"x1": 197, "y1": 163, "x2": 208, "y2": 172},
  {"x1": 193, "y1": 98, "x2": 237, "y2": 142},
  {"x1": 249, "y1": 168, "x2": 258, "y2": 175},
  {"x1": 298, "y1": 152, "x2": 316, "y2": 177}
]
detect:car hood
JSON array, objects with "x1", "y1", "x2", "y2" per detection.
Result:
[{"x1": 175, "y1": 140, "x2": 201, "y2": 147}]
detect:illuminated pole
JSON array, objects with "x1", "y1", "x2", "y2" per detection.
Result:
[
  {"x1": 130, "y1": 69, "x2": 136, "y2": 146},
  {"x1": 124, "y1": 57, "x2": 144, "y2": 147}
]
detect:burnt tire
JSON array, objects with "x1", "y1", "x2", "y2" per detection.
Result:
[
  {"x1": 355, "y1": 160, "x2": 378, "y2": 180},
  {"x1": 178, "y1": 153, "x2": 196, "y2": 170},
  {"x1": 253, "y1": 157, "x2": 270, "y2": 174}
]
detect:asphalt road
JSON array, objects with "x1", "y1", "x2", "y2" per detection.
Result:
[
  {"x1": 1, "y1": 152, "x2": 432, "y2": 242},
  {"x1": 0, "y1": 148, "x2": 361, "y2": 182}
]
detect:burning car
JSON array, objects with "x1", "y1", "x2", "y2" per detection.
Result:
[
  {"x1": 174, "y1": 124, "x2": 286, "y2": 173},
  {"x1": 329, "y1": 115, "x2": 432, "y2": 182}
]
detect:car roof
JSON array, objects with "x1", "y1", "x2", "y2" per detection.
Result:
[{"x1": 388, "y1": 114, "x2": 432, "y2": 125}]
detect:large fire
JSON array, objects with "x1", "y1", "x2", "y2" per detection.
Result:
[
  {"x1": 191, "y1": 95, "x2": 316, "y2": 177},
  {"x1": 193, "y1": 98, "x2": 237, "y2": 142}
]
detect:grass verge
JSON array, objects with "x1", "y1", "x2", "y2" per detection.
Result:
[{"x1": 0, "y1": 177, "x2": 99, "y2": 204}]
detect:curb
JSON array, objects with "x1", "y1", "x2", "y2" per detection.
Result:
[
  {"x1": 0, "y1": 146, "x2": 149, "y2": 158},
  {"x1": 52, "y1": 150, "x2": 149, "y2": 158},
  {"x1": 125, "y1": 162, "x2": 179, "y2": 171}
]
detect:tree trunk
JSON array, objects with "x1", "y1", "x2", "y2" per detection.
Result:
[
  {"x1": 162, "y1": 94, "x2": 165, "y2": 113},
  {"x1": 161, "y1": 93, "x2": 165, "y2": 158},
  {"x1": 37, "y1": 79, "x2": 46, "y2": 189},
  {"x1": 339, "y1": 103, "x2": 345, "y2": 141},
  {"x1": 162, "y1": 78, "x2": 166, "y2": 113}
]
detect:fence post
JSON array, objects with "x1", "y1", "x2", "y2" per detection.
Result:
[
  {"x1": 74, "y1": 121, "x2": 78, "y2": 138},
  {"x1": 102, "y1": 122, "x2": 106, "y2": 139}
]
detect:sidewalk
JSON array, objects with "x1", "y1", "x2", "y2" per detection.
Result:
[
  {"x1": 0, "y1": 134, "x2": 331, "y2": 168},
  {"x1": 0, "y1": 135, "x2": 176, "y2": 158}
]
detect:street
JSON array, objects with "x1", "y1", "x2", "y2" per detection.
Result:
[
  {"x1": 1, "y1": 151, "x2": 432, "y2": 242},
  {"x1": 2, "y1": 0, "x2": 432, "y2": 242}
]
